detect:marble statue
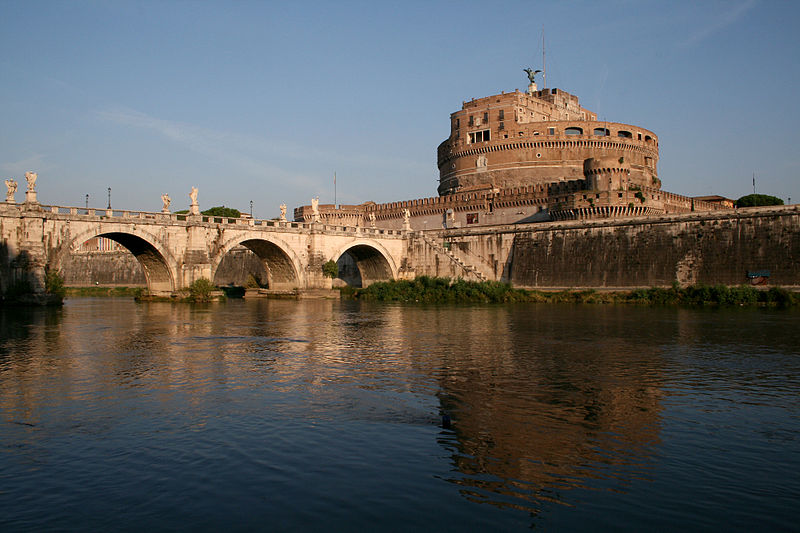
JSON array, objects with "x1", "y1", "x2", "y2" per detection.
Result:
[
  {"x1": 24, "y1": 172, "x2": 38, "y2": 203},
  {"x1": 403, "y1": 208, "x2": 412, "y2": 230},
  {"x1": 369, "y1": 212, "x2": 376, "y2": 228},
  {"x1": 311, "y1": 197, "x2": 320, "y2": 222},
  {"x1": 5, "y1": 179, "x2": 17, "y2": 203},
  {"x1": 189, "y1": 187, "x2": 199, "y2": 215},
  {"x1": 25, "y1": 171, "x2": 37, "y2": 191},
  {"x1": 279, "y1": 203, "x2": 287, "y2": 221},
  {"x1": 161, "y1": 193, "x2": 171, "y2": 213}
]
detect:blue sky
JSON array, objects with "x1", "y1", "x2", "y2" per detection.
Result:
[{"x1": 1, "y1": 0, "x2": 798, "y2": 217}]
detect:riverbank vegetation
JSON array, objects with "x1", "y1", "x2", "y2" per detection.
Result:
[
  {"x1": 66, "y1": 286, "x2": 145, "y2": 297},
  {"x1": 340, "y1": 277, "x2": 798, "y2": 307}
]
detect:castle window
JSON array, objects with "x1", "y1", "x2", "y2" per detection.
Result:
[
  {"x1": 483, "y1": 112, "x2": 489, "y2": 123},
  {"x1": 469, "y1": 116, "x2": 474, "y2": 127},
  {"x1": 498, "y1": 110, "x2": 504, "y2": 120},
  {"x1": 455, "y1": 118, "x2": 460, "y2": 129},
  {"x1": 468, "y1": 129, "x2": 491, "y2": 143},
  {"x1": 565, "y1": 127, "x2": 583, "y2": 135},
  {"x1": 594, "y1": 127, "x2": 609, "y2": 136},
  {"x1": 548, "y1": 127, "x2": 555, "y2": 135},
  {"x1": 499, "y1": 122, "x2": 504, "y2": 130},
  {"x1": 617, "y1": 130, "x2": 632, "y2": 138},
  {"x1": 637, "y1": 133, "x2": 642, "y2": 140}
]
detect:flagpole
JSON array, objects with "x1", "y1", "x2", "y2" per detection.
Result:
[{"x1": 334, "y1": 171, "x2": 337, "y2": 208}]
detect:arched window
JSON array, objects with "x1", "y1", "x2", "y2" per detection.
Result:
[
  {"x1": 565, "y1": 127, "x2": 583, "y2": 135},
  {"x1": 593, "y1": 127, "x2": 609, "y2": 136},
  {"x1": 617, "y1": 130, "x2": 632, "y2": 138}
]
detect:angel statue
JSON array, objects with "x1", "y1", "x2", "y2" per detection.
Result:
[
  {"x1": 523, "y1": 68, "x2": 542, "y2": 84},
  {"x1": 5, "y1": 179, "x2": 17, "y2": 202},
  {"x1": 189, "y1": 187, "x2": 198, "y2": 205},
  {"x1": 279, "y1": 203, "x2": 287, "y2": 221},
  {"x1": 161, "y1": 193, "x2": 171, "y2": 212},
  {"x1": 25, "y1": 171, "x2": 37, "y2": 191}
]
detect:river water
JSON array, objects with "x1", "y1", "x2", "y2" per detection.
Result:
[{"x1": 1, "y1": 298, "x2": 798, "y2": 531}]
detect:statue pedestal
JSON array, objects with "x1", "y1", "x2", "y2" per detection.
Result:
[
  {"x1": 25, "y1": 191, "x2": 38, "y2": 204},
  {"x1": 190, "y1": 204, "x2": 200, "y2": 215},
  {"x1": 162, "y1": 208, "x2": 171, "y2": 214}
]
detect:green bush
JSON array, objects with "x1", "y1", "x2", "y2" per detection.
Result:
[
  {"x1": 45, "y1": 270, "x2": 66, "y2": 298},
  {"x1": 322, "y1": 260, "x2": 338, "y2": 279},
  {"x1": 188, "y1": 278, "x2": 215, "y2": 302}
]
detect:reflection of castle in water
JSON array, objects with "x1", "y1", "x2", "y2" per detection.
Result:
[{"x1": 398, "y1": 305, "x2": 666, "y2": 511}]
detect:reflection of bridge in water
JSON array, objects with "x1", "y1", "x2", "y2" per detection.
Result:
[{"x1": 0, "y1": 201, "x2": 409, "y2": 296}]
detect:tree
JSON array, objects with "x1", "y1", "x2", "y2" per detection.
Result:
[
  {"x1": 202, "y1": 206, "x2": 241, "y2": 218},
  {"x1": 735, "y1": 194, "x2": 784, "y2": 208}
]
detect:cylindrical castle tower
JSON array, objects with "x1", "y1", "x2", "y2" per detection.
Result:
[
  {"x1": 437, "y1": 84, "x2": 659, "y2": 196},
  {"x1": 583, "y1": 156, "x2": 632, "y2": 192}
]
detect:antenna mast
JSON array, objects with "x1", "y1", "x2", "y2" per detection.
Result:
[{"x1": 542, "y1": 26, "x2": 547, "y2": 90}]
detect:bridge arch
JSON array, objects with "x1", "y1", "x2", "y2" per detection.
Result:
[
  {"x1": 331, "y1": 239, "x2": 398, "y2": 287},
  {"x1": 212, "y1": 234, "x2": 303, "y2": 290},
  {"x1": 55, "y1": 227, "x2": 178, "y2": 295}
]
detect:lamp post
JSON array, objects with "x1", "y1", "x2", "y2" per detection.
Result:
[
  {"x1": 250, "y1": 200, "x2": 253, "y2": 218},
  {"x1": 107, "y1": 188, "x2": 111, "y2": 209},
  {"x1": 85, "y1": 194, "x2": 89, "y2": 209}
]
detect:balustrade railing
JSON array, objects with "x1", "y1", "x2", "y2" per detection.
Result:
[{"x1": 6, "y1": 202, "x2": 408, "y2": 236}]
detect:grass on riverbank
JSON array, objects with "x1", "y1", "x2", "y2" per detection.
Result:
[
  {"x1": 65, "y1": 286, "x2": 145, "y2": 297},
  {"x1": 340, "y1": 277, "x2": 798, "y2": 307}
]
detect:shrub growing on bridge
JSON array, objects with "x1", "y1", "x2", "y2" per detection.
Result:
[
  {"x1": 322, "y1": 260, "x2": 339, "y2": 279},
  {"x1": 45, "y1": 269, "x2": 66, "y2": 298}
]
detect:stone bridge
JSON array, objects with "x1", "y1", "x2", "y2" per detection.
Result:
[
  {"x1": 0, "y1": 201, "x2": 410, "y2": 296},
  {"x1": 3, "y1": 180, "x2": 799, "y2": 297}
]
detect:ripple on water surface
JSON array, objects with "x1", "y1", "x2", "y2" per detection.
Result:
[{"x1": 0, "y1": 299, "x2": 798, "y2": 531}]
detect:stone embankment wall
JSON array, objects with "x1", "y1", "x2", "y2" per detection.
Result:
[
  {"x1": 61, "y1": 252, "x2": 146, "y2": 286},
  {"x1": 414, "y1": 206, "x2": 800, "y2": 288},
  {"x1": 213, "y1": 248, "x2": 268, "y2": 286}
]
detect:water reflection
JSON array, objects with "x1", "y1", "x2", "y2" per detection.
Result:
[
  {"x1": 389, "y1": 305, "x2": 666, "y2": 514},
  {"x1": 0, "y1": 299, "x2": 798, "y2": 531}
]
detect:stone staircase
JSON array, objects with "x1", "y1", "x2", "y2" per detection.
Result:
[{"x1": 419, "y1": 234, "x2": 488, "y2": 282}]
